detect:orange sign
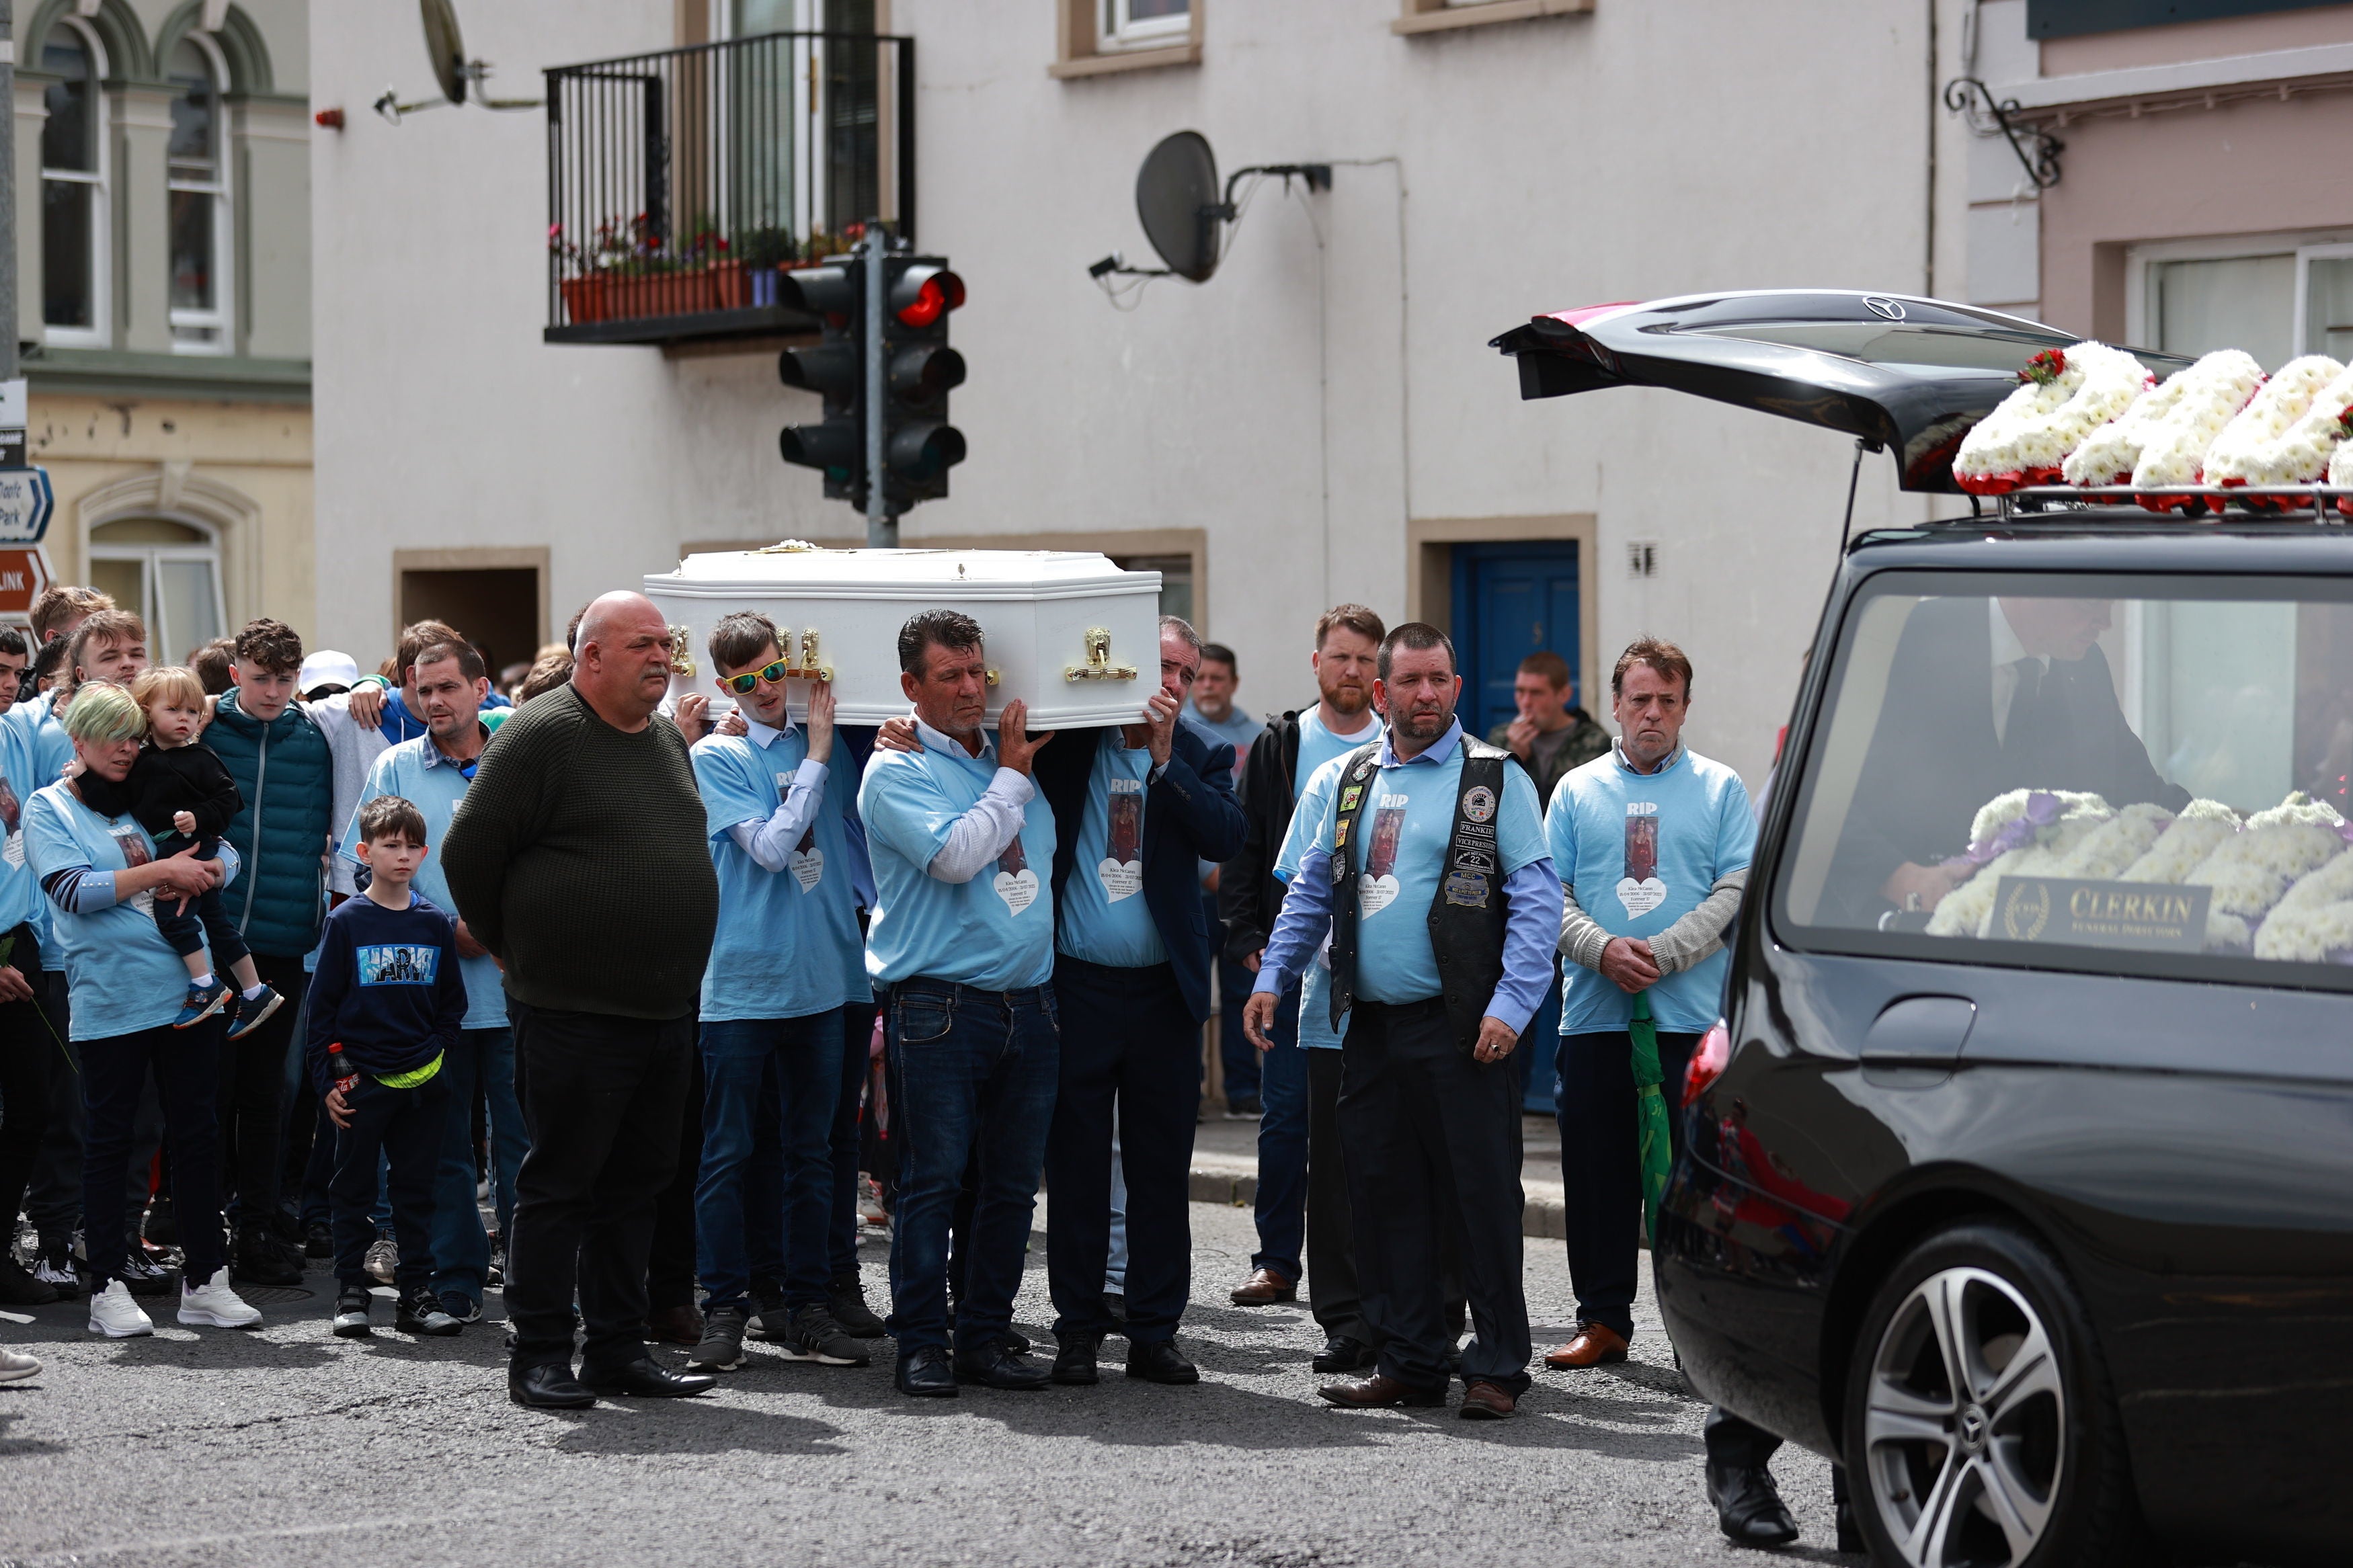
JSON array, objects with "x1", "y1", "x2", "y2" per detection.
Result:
[{"x1": 0, "y1": 548, "x2": 51, "y2": 618}]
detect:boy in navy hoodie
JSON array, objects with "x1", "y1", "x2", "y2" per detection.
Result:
[{"x1": 306, "y1": 795, "x2": 469, "y2": 1339}]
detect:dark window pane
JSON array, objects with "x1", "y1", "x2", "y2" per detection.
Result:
[
  {"x1": 171, "y1": 190, "x2": 214, "y2": 311},
  {"x1": 40, "y1": 35, "x2": 93, "y2": 174},
  {"x1": 42, "y1": 179, "x2": 92, "y2": 328},
  {"x1": 168, "y1": 41, "x2": 216, "y2": 172}
]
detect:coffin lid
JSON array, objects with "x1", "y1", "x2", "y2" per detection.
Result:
[
  {"x1": 1488, "y1": 290, "x2": 2194, "y2": 493},
  {"x1": 655, "y1": 546, "x2": 1160, "y2": 600}
]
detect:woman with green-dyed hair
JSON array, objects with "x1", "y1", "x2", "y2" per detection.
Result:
[{"x1": 21, "y1": 677, "x2": 263, "y2": 1337}]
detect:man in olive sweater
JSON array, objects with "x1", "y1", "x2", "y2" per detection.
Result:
[{"x1": 442, "y1": 591, "x2": 720, "y2": 1409}]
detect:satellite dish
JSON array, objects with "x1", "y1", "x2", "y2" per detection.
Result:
[
  {"x1": 1135, "y1": 131, "x2": 1221, "y2": 284},
  {"x1": 421, "y1": 0, "x2": 469, "y2": 104}
]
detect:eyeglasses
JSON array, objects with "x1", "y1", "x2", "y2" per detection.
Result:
[{"x1": 718, "y1": 658, "x2": 793, "y2": 696}]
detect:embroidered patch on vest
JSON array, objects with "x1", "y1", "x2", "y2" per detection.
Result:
[
  {"x1": 1462, "y1": 785, "x2": 1497, "y2": 823},
  {"x1": 1443, "y1": 870, "x2": 1490, "y2": 907}
]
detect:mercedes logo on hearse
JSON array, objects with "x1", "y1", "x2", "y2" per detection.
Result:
[{"x1": 1863, "y1": 296, "x2": 1906, "y2": 321}]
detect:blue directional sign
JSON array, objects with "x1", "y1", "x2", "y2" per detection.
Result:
[{"x1": 0, "y1": 468, "x2": 54, "y2": 544}]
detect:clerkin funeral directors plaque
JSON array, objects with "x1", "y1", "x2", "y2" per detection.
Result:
[{"x1": 1993, "y1": 877, "x2": 2210, "y2": 953}]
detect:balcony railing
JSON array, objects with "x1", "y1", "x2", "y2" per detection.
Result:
[{"x1": 543, "y1": 30, "x2": 915, "y2": 347}]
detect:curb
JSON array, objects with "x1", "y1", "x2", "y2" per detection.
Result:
[{"x1": 1188, "y1": 1164, "x2": 1572, "y2": 1241}]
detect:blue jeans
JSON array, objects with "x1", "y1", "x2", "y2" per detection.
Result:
[
  {"x1": 697, "y1": 1014, "x2": 842, "y2": 1316},
  {"x1": 428, "y1": 1026, "x2": 526, "y2": 1305},
  {"x1": 883, "y1": 980, "x2": 1059, "y2": 1357},
  {"x1": 1250, "y1": 987, "x2": 1306, "y2": 1278}
]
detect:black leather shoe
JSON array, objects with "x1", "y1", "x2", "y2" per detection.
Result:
[
  {"x1": 1125, "y1": 1338, "x2": 1199, "y2": 1385},
  {"x1": 1051, "y1": 1332, "x2": 1101, "y2": 1385},
  {"x1": 579, "y1": 1358, "x2": 716, "y2": 1399},
  {"x1": 1312, "y1": 1333, "x2": 1375, "y2": 1374},
  {"x1": 955, "y1": 1340, "x2": 1051, "y2": 1390},
  {"x1": 895, "y1": 1345, "x2": 959, "y2": 1398},
  {"x1": 509, "y1": 1363, "x2": 596, "y2": 1409},
  {"x1": 1707, "y1": 1462, "x2": 1799, "y2": 1547}
]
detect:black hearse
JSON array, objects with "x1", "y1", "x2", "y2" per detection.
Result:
[{"x1": 1494, "y1": 292, "x2": 2350, "y2": 1568}]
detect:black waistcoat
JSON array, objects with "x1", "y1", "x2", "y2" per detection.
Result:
[{"x1": 1327, "y1": 735, "x2": 1511, "y2": 1054}]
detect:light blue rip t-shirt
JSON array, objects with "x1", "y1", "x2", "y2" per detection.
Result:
[
  {"x1": 24, "y1": 782, "x2": 198, "y2": 1040},
  {"x1": 0, "y1": 710, "x2": 48, "y2": 936},
  {"x1": 1056, "y1": 731, "x2": 1166, "y2": 969},
  {"x1": 1275, "y1": 753, "x2": 1353, "y2": 1049},
  {"x1": 693, "y1": 723, "x2": 866, "y2": 1021},
  {"x1": 1292, "y1": 726, "x2": 1548, "y2": 1005},
  {"x1": 337, "y1": 731, "x2": 499, "y2": 1032},
  {"x1": 1549, "y1": 744, "x2": 1755, "y2": 1036},
  {"x1": 859, "y1": 721, "x2": 1058, "y2": 991},
  {"x1": 1265, "y1": 708, "x2": 1381, "y2": 1044}
]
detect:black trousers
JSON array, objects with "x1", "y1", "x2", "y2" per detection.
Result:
[
  {"x1": 328, "y1": 1073, "x2": 448, "y2": 1294},
  {"x1": 1044, "y1": 956, "x2": 1199, "y2": 1344},
  {"x1": 1556, "y1": 1028, "x2": 1700, "y2": 1342},
  {"x1": 216, "y1": 951, "x2": 305, "y2": 1223},
  {"x1": 83, "y1": 1023, "x2": 228, "y2": 1289},
  {"x1": 0, "y1": 926, "x2": 56, "y2": 1235},
  {"x1": 1303, "y1": 1046, "x2": 1371, "y2": 1343},
  {"x1": 506, "y1": 1001, "x2": 694, "y2": 1373},
  {"x1": 647, "y1": 1045, "x2": 705, "y2": 1313},
  {"x1": 1340, "y1": 998, "x2": 1531, "y2": 1395}
]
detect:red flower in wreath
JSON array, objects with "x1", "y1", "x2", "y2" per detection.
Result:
[
  {"x1": 2334, "y1": 404, "x2": 2353, "y2": 443},
  {"x1": 2020, "y1": 349, "x2": 2068, "y2": 387}
]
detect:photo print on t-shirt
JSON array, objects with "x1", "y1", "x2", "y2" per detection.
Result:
[
  {"x1": 994, "y1": 830, "x2": 1038, "y2": 915},
  {"x1": 108, "y1": 821, "x2": 155, "y2": 916},
  {"x1": 1101, "y1": 776, "x2": 1144, "y2": 902},
  {"x1": 1359, "y1": 793, "x2": 1408, "y2": 916},
  {"x1": 1620, "y1": 801, "x2": 1667, "y2": 917},
  {"x1": 0, "y1": 774, "x2": 19, "y2": 866},
  {"x1": 358, "y1": 944, "x2": 440, "y2": 986},
  {"x1": 791, "y1": 822, "x2": 824, "y2": 893}
]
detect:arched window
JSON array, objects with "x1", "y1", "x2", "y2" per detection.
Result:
[
  {"x1": 87, "y1": 518, "x2": 226, "y2": 662},
  {"x1": 167, "y1": 36, "x2": 232, "y2": 352},
  {"x1": 40, "y1": 19, "x2": 108, "y2": 345}
]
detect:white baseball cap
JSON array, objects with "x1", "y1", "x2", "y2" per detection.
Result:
[{"x1": 298, "y1": 649, "x2": 362, "y2": 697}]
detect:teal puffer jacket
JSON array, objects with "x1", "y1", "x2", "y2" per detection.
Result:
[{"x1": 206, "y1": 688, "x2": 333, "y2": 957}]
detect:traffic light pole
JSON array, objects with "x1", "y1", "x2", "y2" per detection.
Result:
[{"x1": 861, "y1": 221, "x2": 894, "y2": 548}]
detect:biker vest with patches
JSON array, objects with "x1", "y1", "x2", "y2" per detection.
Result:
[{"x1": 1326, "y1": 736, "x2": 1511, "y2": 1054}]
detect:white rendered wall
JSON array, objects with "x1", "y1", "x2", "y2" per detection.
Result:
[{"x1": 313, "y1": 1, "x2": 1960, "y2": 786}]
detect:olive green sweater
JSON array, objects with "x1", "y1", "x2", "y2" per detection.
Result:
[{"x1": 440, "y1": 684, "x2": 718, "y2": 1021}]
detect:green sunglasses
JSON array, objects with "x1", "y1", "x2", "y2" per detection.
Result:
[{"x1": 719, "y1": 657, "x2": 794, "y2": 696}]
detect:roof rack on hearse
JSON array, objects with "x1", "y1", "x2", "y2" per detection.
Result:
[{"x1": 1984, "y1": 485, "x2": 2353, "y2": 522}]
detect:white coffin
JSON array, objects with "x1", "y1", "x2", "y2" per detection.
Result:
[{"x1": 643, "y1": 545, "x2": 1162, "y2": 728}]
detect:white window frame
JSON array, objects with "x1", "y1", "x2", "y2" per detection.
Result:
[
  {"x1": 2292, "y1": 242, "x2": 2353, "y2": 360},
  {"x1": 165, "y1": 32, "x2": 233, "y2": 356},
  {"x1": 2124, "y1": 229, "x2": 2353, "y2": 358},
  {"x1": 88, "y1": 520, "x2": 229, "y2": 663},
  {"x1": 1103, "y1": 0, "x2": 1190, "y2": 49},
  {"x1": 39, "y1": 17, "x2": 110, "y2": 350}
]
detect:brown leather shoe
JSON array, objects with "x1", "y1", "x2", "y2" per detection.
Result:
[
  {"x1": 1544, "y1": 1322, "x2": 1629, "y2": 1368},
  {"x1": 1318, "y1": 1372, "x2": 1446, "y2": 1409},
  {"x1": 1228, "y1": 1267, "x2": 1296, "y2": 1306},
  {"x1": 645, "y1": 1303, "x2": 704, "y2": 1347},
  {"x1": 1458, "y1": 1381, "x2": 1517, "y2": 1419}
]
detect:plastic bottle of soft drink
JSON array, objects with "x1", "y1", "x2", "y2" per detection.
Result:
[{"x1": 327, "y1": 1040, "x2": 358, "y2": 1096}]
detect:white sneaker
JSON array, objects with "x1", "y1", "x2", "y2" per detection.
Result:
[
  {"x1": 88, "y1": 1280, "x2": 155, "y2": 1338},
  {"x1": 178, "y1": 1266, "x2": 262, "y2": 1329},
  {"x1": 0, "y1": 1346, "x2": 40, "y2": 1381}
]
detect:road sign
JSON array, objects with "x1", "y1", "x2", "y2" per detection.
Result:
[
  {"x1": 0, "y1": 468, "x2": 54, "y2": 544},
  {"x1": 0, "y1": 378, "x2": 25, "y2": 470},
  {"x1": 0, "y1": 547, "x2": 51, "y2": 618}
]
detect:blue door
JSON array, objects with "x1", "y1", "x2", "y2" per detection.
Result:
[{"x1": 1451, "y1": 540, "x2": 1582, "y2": 1113}]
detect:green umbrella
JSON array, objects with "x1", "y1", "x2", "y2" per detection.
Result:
[{"x1": 1630, "y1": 991, "x2": 1673, "y2": 1246}]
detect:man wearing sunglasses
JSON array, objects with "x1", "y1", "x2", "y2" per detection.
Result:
[
  {"x1": 335, "y1": 638, "x2": 521, "y2": 1329},
  {"x1": 684, "y1": 612, "x2": 876, "y2": 1377}
]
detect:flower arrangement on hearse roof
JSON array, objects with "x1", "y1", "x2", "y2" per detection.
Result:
[
  {"x1": 1921, "y1": 785, "x2": 2353, "y2": 960},
  {"x1": 1951, "y1": 333, "x2": 2353, "y2": 513}
]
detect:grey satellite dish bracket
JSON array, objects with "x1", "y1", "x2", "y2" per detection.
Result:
[
  {"x1": 1094, "y1": 130, "x2": 1331, "y2": 287},
  {"x1": 374, "y1": 0, "x2": 542, "y2": 124}
]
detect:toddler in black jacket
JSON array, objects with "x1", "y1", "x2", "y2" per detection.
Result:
[{"x1": 89, "y1": 667, "x2": 284, "y2": 1035}]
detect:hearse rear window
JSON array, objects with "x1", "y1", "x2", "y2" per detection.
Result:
[
  {"x1": 1777, "y1": 572, "x2": 2353, "y2": 987},
  {"x1": 1681, "y1": 323, "x2": 2063, "y2": 372}
]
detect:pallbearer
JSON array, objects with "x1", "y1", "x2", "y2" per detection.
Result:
[{"x1": 1244, "y1": 624, "x2": 1562, "y2": 1420}]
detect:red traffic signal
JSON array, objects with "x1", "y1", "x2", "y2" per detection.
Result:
[{"x1": 891, "y1": 265, "x2": 965, "y2": 328}]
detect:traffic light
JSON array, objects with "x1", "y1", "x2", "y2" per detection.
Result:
[
  {"x1": 876, "y1": 256, "x2": 967, "y2": 507},
  {"x1": 776, "y1": 263, "x2": 865, "y2": 505}
]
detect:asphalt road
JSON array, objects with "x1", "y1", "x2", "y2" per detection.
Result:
[{"x1": 0, "y1": 1198, "x2": 1851, "y2": 1568}]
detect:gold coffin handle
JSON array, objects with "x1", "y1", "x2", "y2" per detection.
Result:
[
  {"x1": 1065, "y1": 626, "x2": 1138, "y2": 682},
  {"x1": 667, "y1": 625, "x2": 697, "y2": 677},
  {"x1": 779, "y1": 626, "x2": 834, "y2": 683}
]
